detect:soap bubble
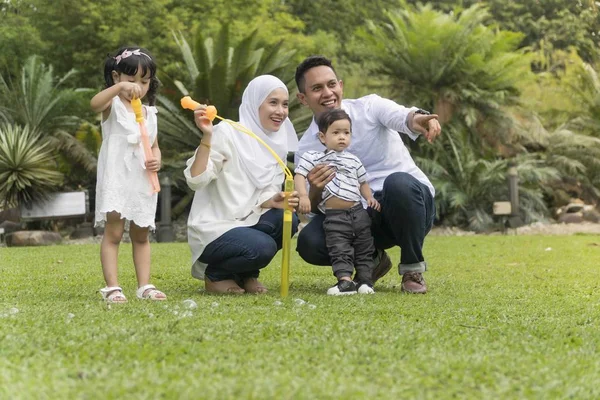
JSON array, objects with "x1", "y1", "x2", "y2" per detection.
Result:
[
  {"x1": 294, "y1": 298, "x2": 306, "y2": 306},
  {"x1": 183, "y1": 299, "x2": 198, "y2": 310}
]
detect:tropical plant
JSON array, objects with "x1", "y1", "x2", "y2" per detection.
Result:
[
  {"x1": 540, "y1": 63, "x2": 600, "y2": 204},
  {"x1": 354, "y1": 3, "x2": 533, "y2": 146},
  {"x1": 543, "y1": 127, "x2": 600, "y2": 205},
  {"x1": 0, "y1": 124, "x2": 63, "y2": 208},
  {"x1": 158, "y1": 24, "x2": 298, "y2": 148},
  {"x1": 351, "y1": 3, "x2": 564, "y2": 229},
  {"x1": 0, "y1": 56, "x2": 97, "y2": 172},
  {"x1": 416, "y1": 127, "x2": 560, "y2": 231},
  {"x1": 403, "y1": 0, "x2": 600, "y2": 63},
  {"x1": 568, "y1": 63, "x2": 600, "y2": 136},
  {"x1": 157, "y1": 24, "x2": 301, "y2": 215}
]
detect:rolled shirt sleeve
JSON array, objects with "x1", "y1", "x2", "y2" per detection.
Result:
[
  {"x1": 366, "y1": 95, "x2": 420, "y2": 141},
  {"x1": 184, "y1": 141, "x2": 226, "y2": 191}
]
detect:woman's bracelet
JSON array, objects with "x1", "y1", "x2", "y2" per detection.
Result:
[{"x1": 200, "y1": 141, "x2": 211, "y2": 150}]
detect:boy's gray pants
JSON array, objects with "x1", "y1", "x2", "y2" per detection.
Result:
[{"x1": 323, "y1": 203, "x2": 375, "y2": 285}]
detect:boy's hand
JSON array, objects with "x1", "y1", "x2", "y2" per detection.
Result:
[
  {"x1": 298, "y1": 195, "x2": 311, "y2": 214},
  {"x1": 367, "y1": 197, "x2": 381, "y2": 212},
  {"x1": 270, "y1": 191, "x2": 299, "y2": 210}
]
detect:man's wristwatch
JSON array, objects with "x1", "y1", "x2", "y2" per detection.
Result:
[{"x1": 414, "y1": 109, "x2": 431, "y2": 115}]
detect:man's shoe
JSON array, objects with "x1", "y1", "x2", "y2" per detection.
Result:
[
  {"x1": 327, "y1": 280, "x2": 358, "y2": 296},
  {"x1": 401, "y1": 272, "x2": 427, "y2": 294},
  {"x1": 372, "y1": 249, "x2": 392, "y2": 283}
]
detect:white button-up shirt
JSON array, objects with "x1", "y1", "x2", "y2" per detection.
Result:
[{"x1": 294, "y1": 94, "x2": 435, "y2": 197}]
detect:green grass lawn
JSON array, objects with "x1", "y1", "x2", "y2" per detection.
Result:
[{"x1": 1, "y1": 235, "x2": 600, "y2": 399}]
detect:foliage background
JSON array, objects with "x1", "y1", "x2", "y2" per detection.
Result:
[{"x1": 1, "y1": 0, "x2": 599, "y2": 230}]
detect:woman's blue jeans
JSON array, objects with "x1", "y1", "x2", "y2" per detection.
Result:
[{"x1": 200, "y1": 209, "x2": 299, "y2": 281}]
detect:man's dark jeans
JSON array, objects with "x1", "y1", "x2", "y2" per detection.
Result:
[
  {"x1": 201, "y1": 209, "x2": 299, "y2": 281},
  {"x1": 296, "y1": 172, "x2": 435, "y2": 274}
]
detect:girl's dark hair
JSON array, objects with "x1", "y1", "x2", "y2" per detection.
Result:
[
  {"x1": 103, "y1": 46, "x2": 160, "y2": 105},
  {"x1": 317, "y1": 108, "x2": 352, "y2": 133}
]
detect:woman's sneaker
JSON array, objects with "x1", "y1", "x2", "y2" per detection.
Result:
[
  {"x1": 326, "y1": 280, "x2": 358, "y2": 296},
  {"x1": 357, "y1": 283, "x2": 375, "y2": 294}
]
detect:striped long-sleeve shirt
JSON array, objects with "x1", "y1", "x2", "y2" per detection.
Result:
[{"x1": 295, "y1": 149, "x2": 367, "y2": 213}]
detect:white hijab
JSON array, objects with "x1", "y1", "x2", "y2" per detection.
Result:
[{"x1": 215, "y1": 75, "x2": 298, "y2": 189}]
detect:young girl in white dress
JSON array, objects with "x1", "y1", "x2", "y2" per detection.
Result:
[{"x1": 91, "y1": 46, "x2": 166, "y2": 303}]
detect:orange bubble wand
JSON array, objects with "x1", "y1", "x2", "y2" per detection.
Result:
[
  {"x1": 131, "y1": 98, "x2": 160, "y2": 193},
  {"x1": 181, "y1": 96, "x2": 294, "y2": 297}
]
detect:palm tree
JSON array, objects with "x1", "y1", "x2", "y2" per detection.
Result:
[
  {"x1": 353, "y1": 3, "x2": 564, "y2": 229},
  {"x1": 416, "y1": 127, "x2": 560, "y2": 231},
  {"x1": 157, "y1": 24, "x2": 300, "y2": 215},
  {"x1": 536, "y1": 63, "x2": 600, "y2": 205},
  {"x1": 0, "y1": 124, "x2": 63, "y2": 208},
  {"x1": 0, "y1": 56, "x2": 97, "y2": 173},
  {"x1": 355, "y1": 3, "x2": 534, "y2": 149},
  {"x1": 158, "y1": 24, "x2": 298, "y2": 149},
  {"x1": 568, "y1": 63, "x2": 600, "y2": 136}
]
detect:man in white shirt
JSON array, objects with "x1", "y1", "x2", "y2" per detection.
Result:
[{"x1": 293, "y1": 55, "x2": 441, "y2": 294}]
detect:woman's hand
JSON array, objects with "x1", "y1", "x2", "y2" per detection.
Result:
[
  {"x1": 193, "y1": 104, "x2": 214, "y2": 136},
  {"x1": 269, "y1": 191, "x2": 299, "y2": 210}
]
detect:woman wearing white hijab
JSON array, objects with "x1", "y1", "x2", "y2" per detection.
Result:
[{"x1": 184, "y1": 75, "x2": 300, "y2": 294}]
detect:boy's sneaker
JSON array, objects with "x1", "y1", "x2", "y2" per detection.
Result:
[
  {"x1": 326, "y1": 280, "x2": 358, "y2": 296},
  {"x1": 357, "y1": 283, "x2": 375, "y2": 294}
]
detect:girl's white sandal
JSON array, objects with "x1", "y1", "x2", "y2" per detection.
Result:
[
  {"x1": 136, "y1": 284, "x2": 167, "y2": 301},
  {"x1": 99, "y1": 286, "x2": 128, "y2": 303}
]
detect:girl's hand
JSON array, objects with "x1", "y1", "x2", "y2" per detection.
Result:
[
  {"x1": 367, "y1": 197, "x2": 381, "y2": 212},
  {"x1": 119, "y1": 82, "x2": 143, "y2": 101},
  {"x1": 145, "y1": 158, "x2": 161, "y2": 172},
  {"x1": 194, "y1": 105, "x2": 214, "y2": 136},
  {"x1": 298, "y1": 195, "x2": 311, "y2": 214},
  {"x1": 270, "y1": 191, "x2": 299, "y2": 210}
]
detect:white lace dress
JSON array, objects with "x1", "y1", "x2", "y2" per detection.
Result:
[{"x1": 95, "y1": 96, "x2": 158, "y2": 229}]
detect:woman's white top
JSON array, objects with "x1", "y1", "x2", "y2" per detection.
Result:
[
  {"x1": 184, "y1": 126, "x2": 283, "y2": 280},
  {"x1": 95, "y1": 96, "x2": 158, "y2": 229}
]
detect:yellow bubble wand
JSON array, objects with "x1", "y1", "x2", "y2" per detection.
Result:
[{"x1": 181, "y1": 96, "x2": 294, "y2": 297}]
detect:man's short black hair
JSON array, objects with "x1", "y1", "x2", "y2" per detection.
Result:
[
  {"x1": 317, "y1": 108, "x2": 352, "y2": 134},
  {"x1": 295, "y1": 55, "x2": 337, "y2": 93}
]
